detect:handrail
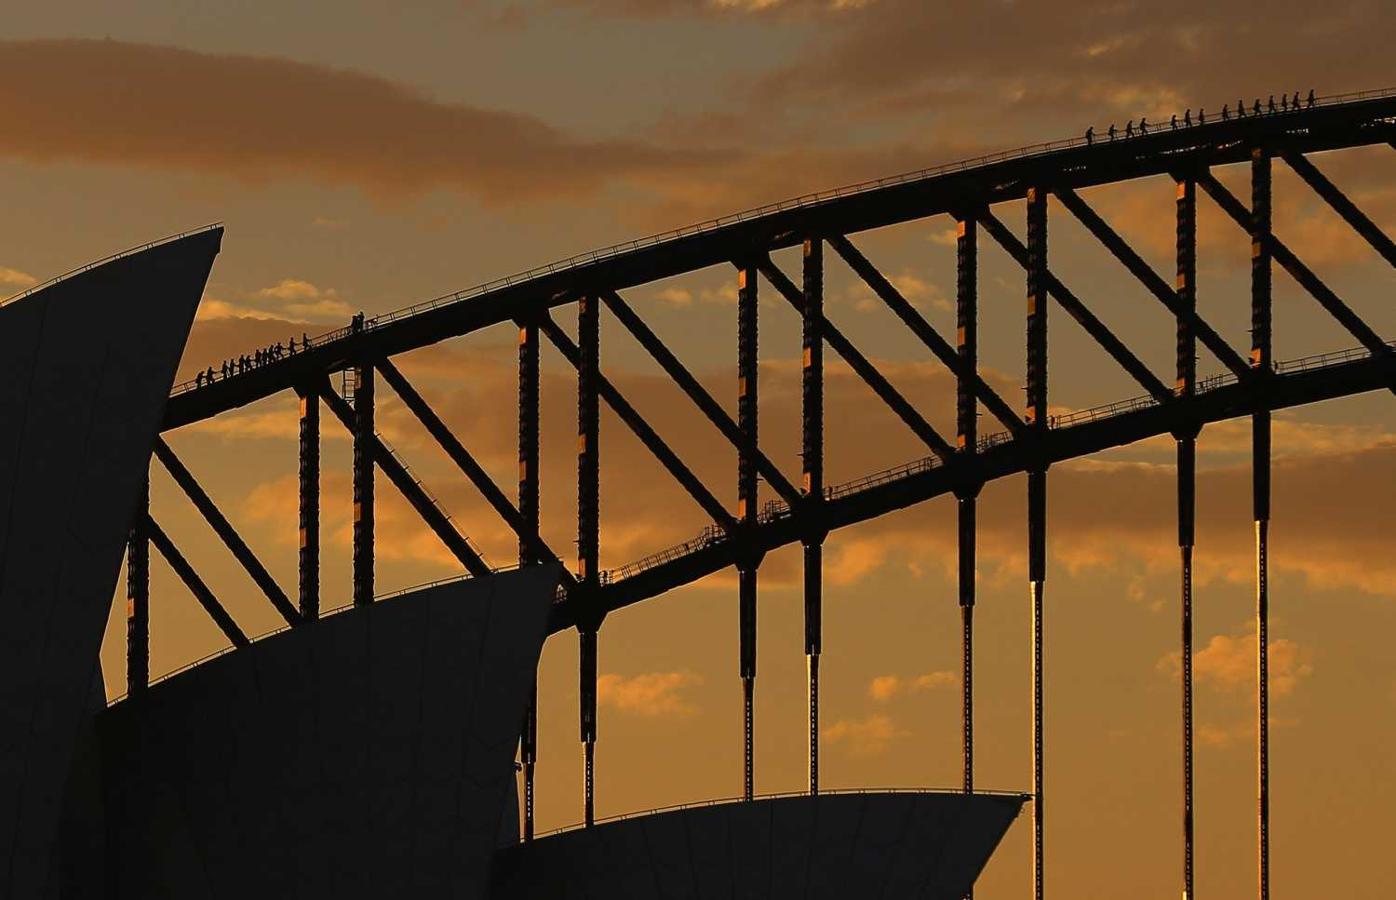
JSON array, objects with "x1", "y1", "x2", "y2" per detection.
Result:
[
  {"x1": 1, "y1": 223, "x2": 224, "y2": 308},
  {"x1": 600, "y1": 338, "x2": 1392, "y2": 587},
  {"x1": 529, "y1": 786, "x2": 1031, "y2": 840},
  {"x1": 165, "y1": 86, "x2": 1396, "y2": 398}
]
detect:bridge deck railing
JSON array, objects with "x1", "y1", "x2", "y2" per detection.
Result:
[{"x1": 529, "y1": 786, "x2": 1031, "y2": 840}]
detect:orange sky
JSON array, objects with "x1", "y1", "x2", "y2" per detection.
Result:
[{"x1": 3, "y1": 4, "x2": 1395, "y2": 896}]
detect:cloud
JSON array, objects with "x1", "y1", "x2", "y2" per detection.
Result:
[
  {"x1": 255, "y1": 279, "x2": 354, "y2": 320},
  {"x1": 195, "y1": 298, "x2": 288, "y2": 323},
  {"x1": 0, "y1": 266, "x2": 36, "y2": 289},
  {"x1": 1157, "y1": 630, "x2": 1314, "y2": 697},
  {"x1": 597, "y1": 671, "x2": 703, "y2": 716},
  {"x1": 823, "y1": 713, "x2": 907, "y2": 755},
  {"x1": 868, "y1": 670, "x2": 957, "y2": 701},
  {"x1": 842, "y1": 269, "x2": 948, "y2": 313},
  {"x1": 0, "y1": 39, "x2": 728, "y2": 205},
  {"x1": 554, "y1": 0, "x2": 874, "y2": 17},
  {"x1": 752, "y1": 1, "x2": 1396, "y2": 120}
]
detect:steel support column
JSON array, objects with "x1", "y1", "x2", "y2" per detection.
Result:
[
  {"x1": 519, "y1": 316, "x2": 540, "y2": 842},
  {"x1": 577, "y1": 295, "x2": 601, "y2": 828},
  {"x1": 298, "y1": 386, "x2": 320, "y2": 620},
  {"x1": 352, "y1": 363, "x2": 374, "y2": 607},
  {"x1": 956, "y1": 215, "x2": 979, "y2": 814},
  {"x1": 1025, "y1": 187, "x2": 1049, "y2": 900},
  {"x1": 126, "y1": 473, "x2": 150, "y2": 697},
  {"x1": 1251, "y1": 148, "x2": 1273, "y2": 900},
  {"x1": 1176, "y1": 176, "x2": 1199, "y2": 900},
  {"x1": 737, "y1": 262, "x2": 760, "y2": 802},
  {"x1": 801, "y1": 238, "x2": 824, "y2": 796}
]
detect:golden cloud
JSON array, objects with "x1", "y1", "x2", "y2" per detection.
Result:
[
  {"x1": 822, "y1": 713, "x2": 907, "y2": 756},
  {"x1": 1157, "y1": 630, "x2": 1314, "y2": 698},
  {"x1": 0, "y1": 266, "x2": 37, "y2": 289},
  {"x1": 597, "y1": 671, "x2": 703, "y2": 717},
  {"x1": 868, "y1": 670, "x2": 957, "y2": 702},
  {"x1": 0, "y1": 39, "x2": 727, "y2": 205}
]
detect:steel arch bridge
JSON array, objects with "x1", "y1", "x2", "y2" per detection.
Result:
[{"x1": 123, "y1": 88, "x2": 1396, "y2": 899}]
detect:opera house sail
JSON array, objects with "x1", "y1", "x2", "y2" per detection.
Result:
[{"x1": 0, "y1": 228, "x2": 1023, "y2": 899}]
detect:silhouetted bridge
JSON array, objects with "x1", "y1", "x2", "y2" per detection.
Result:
[{"x1": 118, "y1": 88, "x2": 1396, "y2": 899}]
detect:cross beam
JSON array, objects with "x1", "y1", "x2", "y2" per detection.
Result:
[
  {"x1": 980, "y1": 209, "x2": 1172, "y2": 402},
  {"x1": 600, "y1": 290, "x2": 803, "y2": 507},
  {"x1": 1053, "y1": 186, "x2": 1250, "y2": 378},
  {"x1": 374, "y1": 357, "x2": 576, "y2": 588},
  {"x1": 827, "y1": 233, "x2": 1025, "y2": 433},
  {"x1": 153, "y1": 438, "x2": 301, "y2": 627},
  {"x1": 319, "y1": 383, "x2": 493, "y2": 578},
  {"x1": 1282, "y1": 151, "x2": 1396, "y2": 268},
  {"x1": 146, "y1": 513, "x2": 249, "y2": 648},
  {"x1": 1198, "y1": 172, "x2": 1392, "y2": 358},
  {"x1": 539, "y1": 315, "x2": 739, "y2": 534},
  {"x1": 755, "y1": 257, "x2": 956, "y2": 460}
]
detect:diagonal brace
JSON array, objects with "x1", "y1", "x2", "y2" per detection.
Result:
[
  {"x1": 374, "y1": 357, "x2": 576, "y2": 589},
  {"x1": 146, "y1": 513, "x2": 249, "y2": 647},
  {"x1": 600, "y1": 290, "x2": 803, "y2": 506},
  {"x1": 1198, "y1": 172, "x2": 1392, "y2": 357},
  {"x1": 1054, "y1": 187, "x2": 1250, "y2": 378},
  {"x1": 755, "y1": 257, "x2": 957, "y2": 461},
  {"x1": 540, "y1": 314, "x2": 739, "y2": 534},
  {"x1": 1282, "y1": 152, "x2": 1396, "y2": 269},
  {"x1": 980, "y1": 209, "x2": 1173, "y2": 402},
  {"x1": 319, "y1": 384, "x2": 493, "y2": 578},
  {"x1": 153, "y1": 438, "x2": 301, "y2": 627},
  {"x1": 828, "y1": 233, "x2": 1025, "y2": 432}
]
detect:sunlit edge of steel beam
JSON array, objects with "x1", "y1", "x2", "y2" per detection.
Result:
[
  {"x1": 296, "y1": 384, "x2": 321, "y2": 621},
  {"x1": 1282, "y1": 151, "x2": 1396, "y2": 268},
  {"x1": 153, "y1": 437, "x2": 301, "y2": 627},
  {"x1": 827, "y1": 232, "x2": 1025, "y2": 434},
  {"x1": 802, "y1": 235, "x2": 824, "y2": 798},
  {"x1": 736, "y1": 262, "x2": 761, "y2": 803},
  {"x1": 145, "y1": 512, "x2": 249, "y2": 647},
  {"x1": 319, "y1": 383, "x2": 493, "y2": 578},
  {"x1": 600, "y1": 290, "x2": 803, "y2": 507},
  {"x1": 1053, "y1": 185, "x2": 1250, "y2": 378},
  {"x1": 1025, "y1": 185, "x2": 1048, "y2": 900},
  {"x1": 1250, "y1": 147, "x2": 1273, "y2": 900},
  {"x1": 1175, "y1": 172, "x2": 1199, "y2": 900},
  {"x1": 753, "y1": 256, "x2": 957, "y2": 461},
  {"x1": 518, "y1": 316, "x2": 541, "y2": 843},
  {"x1": 955, "y1": 214, "x2": 979, "y2": 823},
  {"x1": 538, "y1": 314, "x2": 739, "y2": 536},
  {"x1": 1197, "y1": 171, "x2": 1392, "y2": 359},
  {"x1": 374, "y1": 357, "x2": 577, "y2": 591},
  {"x1": 577, "y1": 292, "x2": 601, "y2": 831},
  {"x1": 126, "y1": 475, "x2": 150, "y2": 696},
  {"x1": 980, "y1": 208, "x2": 1173, "y2": 403}
]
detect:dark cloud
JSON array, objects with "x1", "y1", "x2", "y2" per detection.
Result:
[
  {"x1": 552, "y1": 0, "x2": 865, "y2": 19},
  {"x1": 753, "y1": 0, "x2": 1393, "y2": 119},
  {"x1": 0, "y1": 39, "x2": 730, "y2": 204}
]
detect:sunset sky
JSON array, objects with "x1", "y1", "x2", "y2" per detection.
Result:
[{"x1": 4, "y1": 3, "x2": 1395, "y2": 896}]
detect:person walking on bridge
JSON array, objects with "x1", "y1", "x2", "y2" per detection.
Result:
[
  {"x1": 1085, "y1": 125, "x2": 1094, "y2": 145},
  {"x1": 1125, "y1": 120, "x2": 1134, "y2": 138},
  {"x1": 1108, "y1": 123, "x2": 1116, "y2": 141},
  {"x1": 1307, "y1": 88, "x2": 1316, "y2": 107}
]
